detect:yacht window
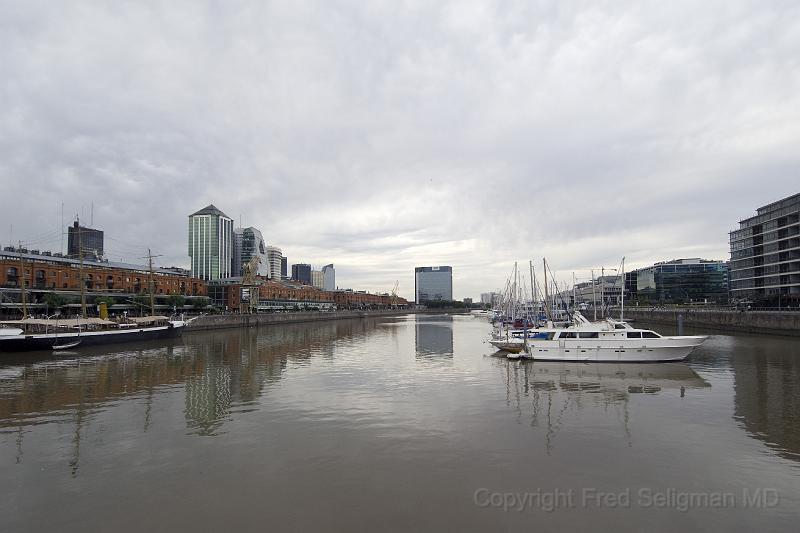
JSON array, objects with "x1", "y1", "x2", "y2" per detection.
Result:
[
  {"x1": 614, "y1": 324, "x2": 626, "y2": 330},
  {"x1": 560, "y1": 332, "x2": 577, "y2": 338},
  {"x1": 642, "y1": 331, "x2": 661, "y2": 338},
  {"x1": 578, "y1": 332, "x2": 599, "y2": 339},
  {"x1": 627, "y1": 332, "x2": 642, "y2": 338}
]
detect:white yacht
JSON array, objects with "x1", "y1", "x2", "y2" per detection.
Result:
[{"x1": 489, "y1": 313, "x2": 707, "y2": 363}]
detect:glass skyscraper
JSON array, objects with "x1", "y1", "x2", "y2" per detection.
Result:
[
  {"x1": 415, "y1": 266, "x2": 453, "y2": 303},
  {"x1": 233, "y1": 227, "x2": 269, "y2": 277},
  {"x1": 188, "y1": 204, "x2": 234, "y2": 281}
]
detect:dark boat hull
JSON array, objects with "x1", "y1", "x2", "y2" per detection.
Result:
[{"x1": 0, "y1": 324, "x2": 183, "y2": 353}]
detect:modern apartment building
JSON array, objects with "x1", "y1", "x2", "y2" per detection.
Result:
[
  {"x1": 188, "y1": 204, "x2": 234, "y2": 281},
  {"x1": 266, "y1": 246, "x2": 283, "y2": 280},
  {"x1": 730, "y1": 193, "x2": 800, "y2": 305},
  {"x1": 415, "y1": 266, "x2": 453, "y2": 303}
]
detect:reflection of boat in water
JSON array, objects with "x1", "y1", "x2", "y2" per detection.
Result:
[
  {"x1": 523, "y1": 361, "x2": 710, "y2": 394},
  {"x1": 498, "y1": 360, "x2": 710, "y2": 452}
]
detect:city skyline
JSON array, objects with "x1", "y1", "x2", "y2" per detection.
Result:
[{"x1": 2, "y1": 2, "x2": 799, "y2": 300}]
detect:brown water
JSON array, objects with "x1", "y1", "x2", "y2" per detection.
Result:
[{"x1": 1, "y1": 315, "x2": 799, "y2": 532}]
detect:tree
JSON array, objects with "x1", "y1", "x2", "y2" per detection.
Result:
[
  {"x1": 167, "y1": 294, "x2": 186, "y2": 310},
  {"x1": 43, "y1": 292, "x2": 66, "y2": 314},
  {"x1": 192, "y1": 297, "x2": 209, "y2": 310}
]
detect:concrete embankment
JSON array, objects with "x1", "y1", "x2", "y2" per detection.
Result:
[
  {"x1": 185, "y1": 309, "x2": 469, "y2": 332},
  {"x1": 622, "y1": 308, "x2": 800, "y2": 337}
]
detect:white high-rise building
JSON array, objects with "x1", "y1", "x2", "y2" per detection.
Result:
[
  {"x1": 265, "y1": 246, "x2": 283, "y2": 280},
  {"x1": 311, "y1": 270, "x2": 324, "y2": 289},
  {"x1": 188, "y1": 204, "x2": 233, "y2": 281},
  {"x1": 322, "y1": 264, "x2": 335, "y2": 291}
]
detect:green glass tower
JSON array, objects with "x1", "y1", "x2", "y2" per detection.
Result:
[{"x1": 188, "y1": 204, "x2": 234, "y2": 280}]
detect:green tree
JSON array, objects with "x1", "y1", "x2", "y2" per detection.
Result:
[
  {"x1": 192, "y1": 297, "x2": 209, "y2": 310},
  {"x1": 43, "y1": 292, "x2": 66, "y2": 314},
  {"x1": 167, "y1": 295, "x2": 186, "y2": 309}
]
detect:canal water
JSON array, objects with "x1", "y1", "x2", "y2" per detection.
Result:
[{"x1": 1, "y1": 315, "x2": 798, "y2": 532}]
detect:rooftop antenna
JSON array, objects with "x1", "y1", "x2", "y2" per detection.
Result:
[
  {"x1": 61, "y1": 202, "x2": 64, "y2": 255},
  {"x1": 91, "y1": 201, "x2": 94, "y2": 227}
]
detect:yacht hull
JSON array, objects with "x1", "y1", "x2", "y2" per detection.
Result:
[{"x1": 524, "y1": 336, "x2": 707, "y2": 363}]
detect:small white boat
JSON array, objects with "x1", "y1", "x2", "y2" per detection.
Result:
[{"x1": 52, "y1": 340, "x2": 82, "y2": 351}]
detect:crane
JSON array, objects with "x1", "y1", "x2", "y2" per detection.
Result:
[{"x1": 389, "y1": 281, "x2": 399, "y2": 308}]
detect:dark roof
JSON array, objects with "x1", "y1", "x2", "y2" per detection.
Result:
[{"x1": 190, "y1": 204, "x2": 230, "y2": 218}]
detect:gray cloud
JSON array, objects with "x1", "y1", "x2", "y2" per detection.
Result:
[{"x1": 1, "y1": 0, "x2": 798, "y2": 299}]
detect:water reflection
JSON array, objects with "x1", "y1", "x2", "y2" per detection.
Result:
[
  {"x1": 415, "y1": 315, "x2": 454, "y2": 357},
  {"x1": 0, "y1": 318, "x2": 383, "y2": 472},
  {"x1": 499, "y1": 361, "x2": 710, "y2": 452},
  {"x1": 732, "y1": 344, "x2": 800, "y2": 462}
]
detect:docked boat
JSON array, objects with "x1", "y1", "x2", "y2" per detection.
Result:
[
  {"x1": 0, "y1": 316, "x2": 186, "y2": 353},
  {"x1": 490, "y1": 312, "x2": 706, "y2": 363}
]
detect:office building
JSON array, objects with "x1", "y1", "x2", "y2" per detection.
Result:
[
  {"x1": 311, "y1": 270, "x2": 324, "y2": 289},
  {"x1": 281, "y1": 256, "x2": 288, "y2": 278},
  {"x1": 188, "y1": 204, "x2": 234, "y2": 281},
  {"x1": 67, "y1": 220, "x2": 104, "y2": 260},
  {"x1": 322, "y1": 264, "x2": 335, "y2": 291},
  {"x1": 265, "y1": 246, "x2": 283, "y2": 280},
  {"x1": 730, "y1": 193, "x2": 800, "y2": 305},
  {"x1": 233, "y1": 227, "x2": 269, "y2": 277},
  {"x1": 415, "y1": 266, "x2": 453, "y2": 303},
  {"x1": 292, "y1": 263, "x2": 312, "y2": 284},
  {"x1": 626, "y1": 259, "x2": 728, "y2": 304}
]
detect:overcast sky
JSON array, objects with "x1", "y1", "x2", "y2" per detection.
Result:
[{"x1": 2, "y1": 1, "x2": 798, "y2": 300}]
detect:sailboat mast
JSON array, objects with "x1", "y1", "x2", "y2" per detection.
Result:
[
  {"x1": 543, "y1": 258, "x2": 550, "y2": 320},
  {"x1": 529, "y1": 260, "x2": 535, "y2": 319},
  {"x1": 620, "y1": 257, "x2": 625, "y2": 322},
  {"x1": 572, "y1": 272, "x2": 576, "y2": 314},
  {"x1": 591, "y1": 269, "x2": 597, "y2": 321},
  {"x1": 600, "y1": 267, "x2": 604, "y2": 319}
]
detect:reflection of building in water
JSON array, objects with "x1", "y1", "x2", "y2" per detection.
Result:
[
  {"x1": 0, "y1": 317, "x2": 385, "y2": 461},
  {"x1": 415, "y1": 316, "x2": 454, "y2": 356},
  {"x1": 733, "y1": 352, "x2": 800, "y2": 462},
  {"x1": 184, "y1": 360, "x2": 233, "y2": 436}
]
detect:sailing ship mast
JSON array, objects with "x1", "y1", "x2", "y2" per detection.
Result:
[
  {"x1": 18, "y1": 241, "x2": 27, "y2": 318},
  {"x1": 78, "y1": 218, "x2": 87, "y2": 319}
]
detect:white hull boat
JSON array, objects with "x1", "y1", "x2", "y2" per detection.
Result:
[{"x1": 489, "y1": 313, "x2": 707, "y2": 363}]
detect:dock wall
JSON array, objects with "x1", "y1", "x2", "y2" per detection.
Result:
[
  {"x1": 621, "y1": 308, "x2": 800, "y2": 337},
  {"x1": 185, "y1": 309, "x2": 470, "y2": 332}
]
